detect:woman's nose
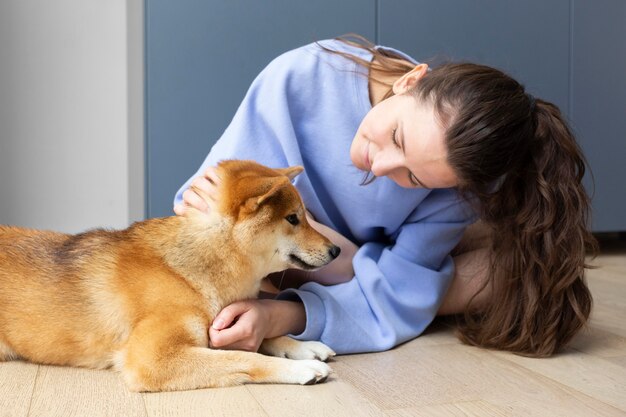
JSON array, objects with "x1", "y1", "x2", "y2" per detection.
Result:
[{"x1": 370, "y1": 150, "x2": 402, "y2": 177}]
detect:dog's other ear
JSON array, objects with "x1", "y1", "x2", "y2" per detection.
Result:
[
  {"x1": 243, "y1": 176, "x2": 291, "y2": 213},
  {"x1": 274, "y1": 165, "x2": 304, "y2": 182}
]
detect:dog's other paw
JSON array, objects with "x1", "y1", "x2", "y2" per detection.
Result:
[
  {"x1": 260, "y1": 336, "x2": 336, "y2": 362},
  {"x1": 286, "y1": 340, "x2": 336, "y2": 361},
  {"x1": 288, "y1": 359, "x2": 332, "y2": 385}
]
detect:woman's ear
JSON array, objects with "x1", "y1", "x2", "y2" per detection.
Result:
[{"x1": 392, "y1": 63, "x2": 428, "y2": 95}]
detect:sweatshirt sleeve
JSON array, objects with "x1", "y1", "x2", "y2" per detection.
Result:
[{"x1": 277, "y1": 188, "x2": 476, "y2": 354}]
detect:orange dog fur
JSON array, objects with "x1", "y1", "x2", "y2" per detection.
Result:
[{"x1": 0, "y1": 160, "x2": 340, "y2": 391}]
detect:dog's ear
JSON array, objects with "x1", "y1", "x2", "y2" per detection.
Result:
[
  {"x1": 273, "y1": 166, "x2": 304, "y2": 182},
  {"x1": 243, "y1": 176, "x2": 291, "y2": 213}
]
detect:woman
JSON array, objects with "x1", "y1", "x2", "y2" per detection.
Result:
[{"x1": 174, "y1": 35, "x2": 596, "y2": 357}]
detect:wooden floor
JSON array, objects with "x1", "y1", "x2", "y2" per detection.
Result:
[{"x1": 2, "y1": 236, "x2": 625, "y2": 417}]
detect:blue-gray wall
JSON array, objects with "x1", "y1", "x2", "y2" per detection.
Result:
[
  {"x1": 145, "y1": 0, "x2": 375, "y2": 218},
  {"x1": 146, "y1": 0, "x2": 626, "y2": 232}
]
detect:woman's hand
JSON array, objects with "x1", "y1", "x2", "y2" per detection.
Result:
[
  {"x1": 209, "y1": 299, "x2": 306, "y2": 352},
  {"x1": 209, "y1": 300, "x2": 272, "y2": 352},
  {"x1": 174, "y1": 166, "x2": 221, "y2": 215}
]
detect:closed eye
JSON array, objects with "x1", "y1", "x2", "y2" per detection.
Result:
[
  {"x1": 408, "y1": 172, "x2": 421, "y2": 187},
  {"x1": 391, "y1": 128, "x2": 400, "y2": 149},
  {"x1": 392, "y1": 127, "x2": 423, "y2": 188}
]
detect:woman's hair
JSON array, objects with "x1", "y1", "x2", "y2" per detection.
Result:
[{"x1": 327, "y1": 34, "x2": 597, "y2": 357}]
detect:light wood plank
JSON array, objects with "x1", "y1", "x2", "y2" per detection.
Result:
[
  {"x1": 584, "y1": 260, "x2": 626, "y2": 339},
  {"x1": 587, "y1": 268, "x2": 626, "y2": 308},
  {"x1": 331, "y1": 347, "x2": 474, "y2": 410},
  {"x1": 570, "y1": 325, "x2": 626, "y2": 358},
  {"x1": 28, "y1": 365, "x2": 146, "y2": 417},
  {"x1": 247, "y1": 378, "x2": 384, "y2": 417},
  {"x1": 492, "y1": 349, "x2": 626, "y2": 412},
  {"x1": 0, "y1": 362, "x2": 38, "y2": 417},
  {"x1": 606, "y1": 356, "x2": 626, "y2": 369},
  {"x1": 588, "y1": 303, "x2": 626, "y2": 339},
  {"x1": 588, "y1": 257, "x2": 626, "y2": 270},
  {"x1": 597, "y1": 260, "x2": 626, "y2": 275},
  {"x1": 142, "y1": 386, "x2": 268, "y2": 417},
  {"x1": 335, "y1": 342, "x2": 623, "y2": 416},
  {"x1": 384, "y1": 401, "x2": 510, "y2": 417}
]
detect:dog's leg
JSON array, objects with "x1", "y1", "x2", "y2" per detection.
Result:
[
  {"x1": 259, "y1": 336, "x2": 336, "y2": 361},
  {"x1": 120, "y1": 318, "x2": 331, "y2": 392},
  {"x1": 123, "y1": 346, "x2": 331, "y2": 392}
]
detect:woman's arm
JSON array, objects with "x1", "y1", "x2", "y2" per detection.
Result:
[
  {"x1": 439, "y1": 221, "x2": 493, "y2": 315},
  {"x1": 275, "y1": 189, "x2": 477, "y2": 354}
]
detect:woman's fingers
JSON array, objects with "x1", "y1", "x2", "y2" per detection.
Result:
[
  {"x1": 204, "y1": 166, "x2": 222, "y2": 186},
  {"x1": 190, "y1": 176, "x2": 213, "y2": 200},
  {"x1": 209, "y1": 321, "x2": 252, "y2": 349},
  {"x1": 182, "y1": 188, "x2": 209, "y2": 213},
  {"x1": 202, "y1": 167, "x2": 221, "y2": 201},
  {"x1": 209, "y1": 301, "x2": 263, "y2": 351},
  {"x1": 173, "y1": 204, "x2": 186, "y2": 216},
  {"x1": 177, "y1": 166, "x2": 222, "y2": 216},
  {"x1": 211, "y1": 301, "x2": 250, "y2": 330}
]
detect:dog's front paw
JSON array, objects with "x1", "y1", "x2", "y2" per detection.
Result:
[
  {"x1": 289, "y1": 359, "x2": 332, "y2": 385},
  {"x1": 285, "y1": 340, "x2": 336, "y2": 361},
  {"x1": 260, "y1": 336, "x2": 336, "y2": 362}
]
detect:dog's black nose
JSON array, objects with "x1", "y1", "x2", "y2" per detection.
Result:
[{"x1": 328, "y1": 245, "x2": 341, "y2": 259}]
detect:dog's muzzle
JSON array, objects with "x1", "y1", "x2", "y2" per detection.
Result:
[{"x1": 289, "y1": 245, "x2": 341, "y2": 270}]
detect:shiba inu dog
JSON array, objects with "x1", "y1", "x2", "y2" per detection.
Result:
[{"x1": 0, "y1": 160, "x2": 340, "y2": 392}]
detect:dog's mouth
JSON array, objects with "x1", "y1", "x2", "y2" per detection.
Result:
[{"x1": 289, "y1": 254, "x2": 318, "y2": 270}]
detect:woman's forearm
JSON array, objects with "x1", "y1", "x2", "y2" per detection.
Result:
[
  {"x1": 439, "y1": 247, "x2": 491, "y2": 315},
  {"x1": 266, "y1": 300, "x2": 306, "y2": 337}
]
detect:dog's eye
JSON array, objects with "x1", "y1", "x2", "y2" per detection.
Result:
[{"x1": 285, "y1": 214, "x2": 299, "y2": 226}]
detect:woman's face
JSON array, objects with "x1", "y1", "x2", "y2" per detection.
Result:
[{"x1": 350, "y1": 65, "x2": 458, "y2": 189}]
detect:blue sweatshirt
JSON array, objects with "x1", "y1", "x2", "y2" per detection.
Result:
[{"x1": 174, "y1": 39, "x2": 476, "y2": 354}]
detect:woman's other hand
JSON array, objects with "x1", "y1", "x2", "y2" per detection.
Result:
[{"x1": 174, "y1": 166, "x2": 221, "y2": 215}]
